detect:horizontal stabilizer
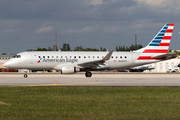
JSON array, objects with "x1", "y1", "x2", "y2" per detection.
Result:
[{"x1": 152, "y1": 53, "x2": 177, "y2": 60}]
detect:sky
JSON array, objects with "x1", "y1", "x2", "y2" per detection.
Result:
[{"x1": 0, "y1": 0, "x2": 180, "y2": 54}]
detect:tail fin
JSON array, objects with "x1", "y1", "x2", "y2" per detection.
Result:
[{"x1": 136, "y1": 23, "x2": 174, "y2": 60}]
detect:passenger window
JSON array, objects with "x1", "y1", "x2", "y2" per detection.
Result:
[
  {"x1": 102, "y1": 56, "x2": 104, "y2": 58},
  {"x1": 47, "y1": 56, "x2": 49, "y2": 58},
  {"x1": 97, "y1": 56, "x2": 99, "y2": 58},
  {"x1": 52, "y1": 56, "x2": 54, "y2": 58},
  {"x1": 93, "y1": 56, "x2": 95, "y2": 58},
  {"x1": 88, "y1": 56, "x2": 90, "y2": 58},
  {"x1": 56, "y1": 56, "x2": 58, "y2": 58},
  {"x1": 79, "y1": 56, "x2": 81, "y2": 58},
  {"x1": 39, "y1": 56, "x2": 41, "y2": 58},
  {"x1": 116, "y1": 56, "x2": 118, "y2": 58},
  {"x1": 120, "y1": 56, "x2": 122, "y2": 58},
  {"x1": 74, "y1": 56, "x2": 76, "y2": 58},
  {"x1": 84, "y1": 56, "x2": 86, "y2": 58},
  {"x1": 65, "y1": 56, "x2": 67, "y2": 58},
  {"x1": 111, "y1": 56, "x2": 113, "y2": 58},
  {"x1": 70, "y1": 56, "x2": 72, "y2": 58},
  {"x1": 125, "y1": 56, "x2": 127, "y2": 58},
  {"x1": 61, "y1": 56, "x2": 63, "y2": 58},
  {"x1": 43, "y1": 56, "x2": 45, "y2": 58}
]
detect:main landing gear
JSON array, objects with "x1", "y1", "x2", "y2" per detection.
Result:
[
  {"x1": 24, "y1": 71, "x2": 28, "y2": 78},
  {"x1": 85, "y1": 71, "x2": 92, "y2": 77}
]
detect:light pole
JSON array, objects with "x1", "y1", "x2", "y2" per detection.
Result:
[
  {"x1": 55, "y1": 31, "x2": 57, "y2": 51},
  {"x1": 134, "y1": 34, "x2": 137, "y2": 50}
]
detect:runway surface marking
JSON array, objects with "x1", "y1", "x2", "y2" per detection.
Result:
[{"x1": 22, "y1": 82, "x2": 101, "y2": 86}]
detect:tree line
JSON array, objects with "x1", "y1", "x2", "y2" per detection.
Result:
[
  {"x1": 168, "y1": 50, "x2": 180, "y2": 55},
  {"x1": 116, "y1": 44, "x2": 143, "y2": 51},
  {"x1": 27, "y1": 43, "x2": 143, "y2": 52}
]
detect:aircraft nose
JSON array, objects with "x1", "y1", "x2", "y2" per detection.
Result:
[{"x1": 3, "y1": 62, "x2": 9, "y2": 68}]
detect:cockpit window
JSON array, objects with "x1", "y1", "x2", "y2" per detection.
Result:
[
  {"x1": 12, "y1": 55, "x2": 16, "y2": 58},
  {"x1": 12, "y1": 55, "x2": 21, "y2": 58},
  {"x1": 17, "y1": 55, "x2": 21, "y2": 58}
]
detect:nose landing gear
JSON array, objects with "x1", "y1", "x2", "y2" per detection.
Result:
[{"x1": 24, "y1": 71, "x2": 28, "y2": 78}]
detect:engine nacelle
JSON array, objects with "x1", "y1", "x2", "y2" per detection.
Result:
[{"x1": 61, "y1": 66, "x2": 80, "y2": 74}]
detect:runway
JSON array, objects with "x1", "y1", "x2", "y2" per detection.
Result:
[{"x1": 0, "y1": 73, "x2": 180, "y2": 86}]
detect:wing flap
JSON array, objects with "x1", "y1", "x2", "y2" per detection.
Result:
[
  {"x1": 78, "y1": 50, "x2": 113, "y2": 68},
  {"x1": 78, "y1": 60, "x2": 103, "y2": 68}
]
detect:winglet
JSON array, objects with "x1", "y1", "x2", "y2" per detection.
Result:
[{"x1": 103, "y1": 50, "x2": 113, "y2": 61}]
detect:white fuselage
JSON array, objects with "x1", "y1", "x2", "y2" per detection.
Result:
[{"x1": 3, "y1": 51, "x2": 158, "y2": 71}]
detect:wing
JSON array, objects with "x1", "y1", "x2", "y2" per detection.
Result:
[
  {"x1": 78, "y1": 50, "x2": 113, "y2": 68},
  {"x1": 152, "y1": 53, "x2": 177, "y2": 60}
]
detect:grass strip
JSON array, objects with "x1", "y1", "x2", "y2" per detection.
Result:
[{"x1": 0, "y1": 86, "x2": 180, "y2": 120}]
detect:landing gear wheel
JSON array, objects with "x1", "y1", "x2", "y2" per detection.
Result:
[
  {"x1": 24, "y1": 74, "x2": 28, "y2": 78},
  {"x1": 85, "y1": 71, "x2": 92, "y2": 77}
]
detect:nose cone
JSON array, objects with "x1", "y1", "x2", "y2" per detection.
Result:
[{"x1": 3, "y1": 62, "x2": 9, "y2": 68}]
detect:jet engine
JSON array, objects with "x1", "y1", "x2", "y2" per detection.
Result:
[{"x1": 61, "y1": 66, "x2": 80, "y2": 74}]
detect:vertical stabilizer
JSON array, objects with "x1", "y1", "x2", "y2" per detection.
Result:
[{"x1": 136, "y1": 23, "x2": 174, "y2": 61}]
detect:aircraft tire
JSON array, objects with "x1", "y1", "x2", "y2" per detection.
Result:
[
  {"x1": 85, "y1": 71, "x2": 92, "y2": 77},
  {"x1": 24, "y1": 74, "x2": 28, "y2": 78}
]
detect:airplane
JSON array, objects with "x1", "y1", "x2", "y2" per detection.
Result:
[
  {"x1": 3, "y1": 23, "x2": 176, "y2": 78},
  {"x1": 130, "y1": 65, "x2": 155, "y2": 72}
]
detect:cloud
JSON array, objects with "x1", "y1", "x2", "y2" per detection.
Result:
[
  {"x1": 81, "y1": 0, "x2": 105, "y2": 6},
  {"x1": 81, "y1": 0, "x2": 119, "y2": 6},
  {"x1": 103, "y1": 26, "x2": 121, "y2": 33},
  {"x1": 134, "y1": 0, "x2": 165, "y2": 6},
  {"x1": 134, "y1": 0, "x2": 180, "y2": 15},
  {"x1": 67, "y1": 25, "x2": 98, "y2": 33},
  {"x1": 90, "y1": 0, "x2": 103, "y2": 6},
  {"x1": 0, "y1": 0, "x2": 180, "y2": 54},
  {"x1": 35, "y1": 26, "x2": 53, "y2": 33}
]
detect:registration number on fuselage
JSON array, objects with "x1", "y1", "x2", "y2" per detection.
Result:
[{"x1": 118, "y1": 60, "x2": 127, "y2": 62}]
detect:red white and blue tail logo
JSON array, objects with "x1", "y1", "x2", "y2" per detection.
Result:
[{"x1": 137, "y1": 23, "x2": 174, "y2": 61}]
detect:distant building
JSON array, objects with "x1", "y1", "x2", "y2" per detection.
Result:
[
  {"x1": 171, "y1": 50, "x2": 180, "y2": 52},
  {"x1": 144, "y1": 57, "x2": 180, "y2": 73},
  {"x1": 0, "y1": 53, "x2": 14, "y2": 68},
  {"x1": 0, "y1": 55, "x2": 14, "y2": 60}
]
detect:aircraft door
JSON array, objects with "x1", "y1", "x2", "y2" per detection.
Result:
[
  {"x1": 29, "y1": 53, "x2": 34, "y2": 64},
  {"x1": 130, "y1": 52, "x2": 134, "y2": 64}
]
